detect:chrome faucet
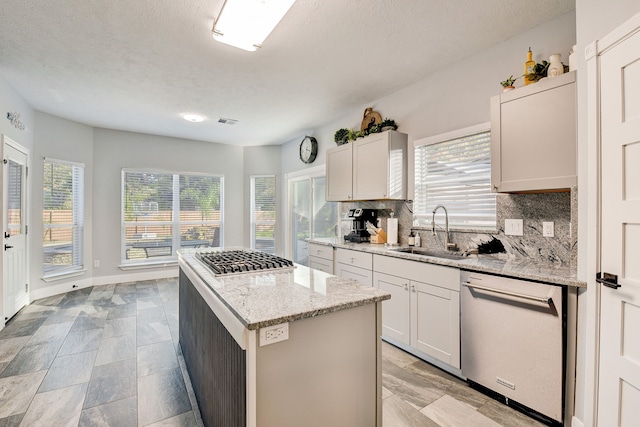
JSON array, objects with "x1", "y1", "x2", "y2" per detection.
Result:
[{"x1": 431, "y1": 205, "x2": 457, "y2": 251}]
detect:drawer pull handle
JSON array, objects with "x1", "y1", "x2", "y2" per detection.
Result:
[
  {"x1": 463, "y1": 281, "x2": 552, "y2": 305},
  {"x1": 596, "y1": 272, "x2": 620, "y2": 289}
]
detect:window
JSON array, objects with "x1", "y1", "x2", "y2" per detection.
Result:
[
  {"x1": 43, "y1": 158, "x2": 84, "y2": 275},
  {"x1": 122, "y1": 170, "x2": 223, "y2": 262},
  {"x1": 250, "y1": 175, "x2": 276, "y2": 254},
  {"x1": 287, "y1": 167, "x2": 337, "y2": 265},
  {"x1": 414, "y1": 124, "x2": 496, "y2": 229}
]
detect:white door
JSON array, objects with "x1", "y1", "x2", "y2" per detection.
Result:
[
  {"x1": 597, "y1": 28, "x2": 640, "y2": 426},
  {"x1": 2, "y1": 136, "x2": 29, "y2": 323}
]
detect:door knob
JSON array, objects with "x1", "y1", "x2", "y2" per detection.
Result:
[
  {"x1": 596, "y1": 272, "x2": 620, "y2": 289},
  {"x1": 4, "y1": 244, "x2": 13, "y2": 250}
]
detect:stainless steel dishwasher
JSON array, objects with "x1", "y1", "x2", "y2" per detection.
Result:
[{"x1": 460, "y1": 271, "x2": 565, "y2": 425}]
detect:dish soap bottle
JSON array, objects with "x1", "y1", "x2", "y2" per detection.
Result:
[
  {"x1": 524, "y1": 47, "x2": 536, "y2": 85},
  {"x1": 408, "y1": 231, "x2": 415, "y2": 247}
]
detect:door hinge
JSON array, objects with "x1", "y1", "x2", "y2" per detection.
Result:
[
  {"x1": 25, "y1": 283, "x2": 28, "y2": 293},
  {"x1": 25, "y1": 225, "x2": 28, "y2": 235},
  {"x1": 26, "y1": 166, "x2": 28, "y2": 177}
]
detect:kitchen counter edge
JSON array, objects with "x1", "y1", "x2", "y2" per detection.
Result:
[{"x1": 308, "y1": 239, "x2": 586, "y2": 288}]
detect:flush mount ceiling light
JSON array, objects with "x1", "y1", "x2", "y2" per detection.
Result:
[
  {"x1": 183, "y1": 113, "x2": 205, "y2": 123},
  {"x1": 212, "y1": 0, "x2": 297, "y2": 52}
]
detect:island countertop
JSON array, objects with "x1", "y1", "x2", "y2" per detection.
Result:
[{"x1": 178, "y1": 249, "x2": 390, "y2": 330}]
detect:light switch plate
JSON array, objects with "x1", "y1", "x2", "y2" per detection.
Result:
[
  {"x1": 543, "y1": 221, "x2": 555, "y2": 237},
  {"x1": 505, "y1": 219, "x2": 524, "y2": 236}
]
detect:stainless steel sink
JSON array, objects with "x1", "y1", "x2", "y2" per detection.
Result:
[{"x1": 390, "y1": 247, "x2": 466, "y2": 260}]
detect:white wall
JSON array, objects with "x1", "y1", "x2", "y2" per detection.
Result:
[
  {"x1": 31, "y1": 112, "x2": 94, "y2": 295},
  {"x1": 92, "y1": 128, "x2": 245, "y2": 280},
  {"x1": 243, "y1": 146, "x2": 282, "y2": 254},
  {"x1": 281, "y1": 12, "x2": 576, "y2": 178}
]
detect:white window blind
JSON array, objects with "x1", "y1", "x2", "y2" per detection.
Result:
[
  {"x1": 250, "y1": 175, "x2": 276, "y2": 254},
  {"x1": 43, "y1": 158, "x2": 84, "y2": 275},
  {"x1": 414, "y1": 127, "x2": 496, "y2": 229},
  {"x1": 122, "y1": 171, "x2": 223, "y2": 262}
]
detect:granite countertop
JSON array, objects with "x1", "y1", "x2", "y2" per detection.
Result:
[
  {"x1": 308, "y1": 238, "x2": 586, "y2": 288},
  {"x1": 178, "y1": 250, "x2": 390, "y2": 330}
]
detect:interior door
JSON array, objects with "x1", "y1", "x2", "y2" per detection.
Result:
[
  {"x1": 2, "y1": 136, "x2": 29, "y2": 324},
  {"x1": 597, "y1": 28, "x2": 640, "y2": 426}
]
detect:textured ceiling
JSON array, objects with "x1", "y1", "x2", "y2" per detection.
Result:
[{"x1": 0, "y1": 0, "x2": 575, "y2": 146}]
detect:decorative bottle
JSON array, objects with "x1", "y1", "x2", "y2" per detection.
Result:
[
  {"x1": 408, "y1": 231, "x2": 415, "y2": 247},
  {"x1": 548, "y1": 54, "x2": 564, "y2": 77},
  {"x1": 524, "y1": 47, "x2": 536, "y2": 85}
]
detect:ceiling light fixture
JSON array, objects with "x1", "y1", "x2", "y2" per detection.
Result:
[
  {"x1": 183, "y1": 113, "x2": 205, "y2": 122},
  {"x1": 212, "y1": 0, "x2": 297, "y2": 52}
]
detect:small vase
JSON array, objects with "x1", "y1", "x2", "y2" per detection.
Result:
[
  {"x1": 548, "y1": 54, "x2": 564, "y2": 77},
  {"x1": 502, "y1": 86, "x2": 515, "y2": 92}
]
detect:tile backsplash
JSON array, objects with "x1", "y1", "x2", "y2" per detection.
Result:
[{"x1": 341, "y1": 188, "x2": 576, "y2": 266}]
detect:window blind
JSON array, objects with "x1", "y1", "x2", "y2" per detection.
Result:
[
  {"x1": 250, "y1": 175, "x2": 276, "y2": 254},
  {"x1": 414, "y1": 130, "x2": 496, "y2": 229},
  {"x1": 122, "y1": 171, "x2": 222, "y2": 262},
  {"x1": 43, "y1": 159, "x2": 84, "y2": 275}
]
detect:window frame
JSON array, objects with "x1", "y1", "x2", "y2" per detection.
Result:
[
  {"x1": 121, "y1": 169, "x2": 224, "y2": 264},
  {"x1": 43, "y1": 157, "x2": 85, "y2": 277},
  {"x1": 413, "y1": 122, "x2": 496, "y2": 231}
]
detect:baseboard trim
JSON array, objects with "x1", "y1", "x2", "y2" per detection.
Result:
[
  {"x1": 571, "y1": 416, "x2": 584, "y2": 427},
  {"x1": 30, "y1": 268, "x2": 178, "y2": 301}
]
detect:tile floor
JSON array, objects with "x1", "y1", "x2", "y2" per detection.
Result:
[{"x1": 0, "y1": 278, "x2": 544, "y2": 427}]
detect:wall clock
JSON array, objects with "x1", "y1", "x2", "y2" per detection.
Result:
[{"x1": 299, "y1": 136, "x2": 318, "y2": 164}]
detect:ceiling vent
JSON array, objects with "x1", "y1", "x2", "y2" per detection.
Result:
[{"x1": 218, "y1": 118, "x2": 238, "y2": 125}]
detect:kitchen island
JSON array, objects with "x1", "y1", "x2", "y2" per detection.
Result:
[{"x1": 178, "y1": 249, "x2": 390, "y2": 427}]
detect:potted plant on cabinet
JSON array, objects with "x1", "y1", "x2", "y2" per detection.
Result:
[
  {"x1": 379, "y1": 118, "x2": 398, "y2": 131},
  {"x1": 500, "y1": 75, "x2": 518, "y2": 92},
  {"x1": 334, "y1": 128, "x2": 350, "y2": 145}
]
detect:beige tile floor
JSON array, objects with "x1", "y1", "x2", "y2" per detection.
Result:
[
  {"x1": 0, "y1": 279, "x2": 545, "y2": 426},
  {"x1": 381, "y1": 341, "x2": 546, "y2": 427}
]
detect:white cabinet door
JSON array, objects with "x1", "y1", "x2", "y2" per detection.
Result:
[
  {"x1": 491, "y1": 71, "x2": 576, "y2": 193},
  {"x1": 353, "y1": 133, "x2": 389, "y2": 200},
  {"x1": 326, "y1": 144, "x2": 353, "y2": 201},
  {"x1": 374, "y1": 272, "x2": 410, "y2": 345},
  {"x1": 335, "y1": 263, "x2": 372, "y2": 286},
  {"x1": 411, "y1": 281, "x2": 460, "y2": 368}
]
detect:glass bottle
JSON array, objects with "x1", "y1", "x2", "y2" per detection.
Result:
[{"x1": 524, "y1": 47, "x2": 536, "y2": 85}]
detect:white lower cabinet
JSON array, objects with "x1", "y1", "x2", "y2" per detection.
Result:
[
  {"x1": 374, "y1": 254, "x2": 460, "y2": 369},
  {"x1": 334, "y1": 248, "x2": 373, "y2": 286},
  {"x1": 307, "y1": 243, "x2": 334, "y2": 274}
]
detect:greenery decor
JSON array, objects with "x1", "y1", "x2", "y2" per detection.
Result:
[
  {"x1": 333, "y1": 117, "x2": 399, "y2": 145},
  {"x1": 524, "y1": 60, "x2": 549, "y2": 83},
  {"x1": 334, "y1": 128, "x2": 349, "y2": 145},
  {"x1": 500, "y1": 75, "x2": 518, "y2": 88},
  {"x1": 379, "y1": 118, "x2": 398, "y2": 130}
]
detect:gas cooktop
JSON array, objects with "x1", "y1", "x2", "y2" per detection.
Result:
[{"x1": 196, "y1": 250, "x2": 295, "y2": 276}]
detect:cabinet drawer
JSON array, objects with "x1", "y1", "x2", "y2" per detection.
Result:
[
  {"x1": 373, "y1": 254, "x2": 460, "y2": 291},
  {"x1": 307, "y1": 243, "x2": 334, "y2": 261},
  {"x1": 335, "y1": 248, "x2": 373, "y2": 270},
  {"x1": 308, "y1": 256, "x2": 333, "y2": 274},
  {"x1": 335, "y1": 263, "x2": 373, "y2": 287}
]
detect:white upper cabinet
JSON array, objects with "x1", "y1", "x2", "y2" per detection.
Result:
[
  {"x1": 326, "y1": 130, "x2": 408, "y2": 201},
  {"x1": 490, "y1": 71, "x2": 577, "y2": 193}
]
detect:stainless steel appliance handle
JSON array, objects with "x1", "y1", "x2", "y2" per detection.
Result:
[{"x1": 463, "y1": 281, "x2": 552, "y2": 305}]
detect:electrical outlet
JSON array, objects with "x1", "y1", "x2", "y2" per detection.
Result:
[
  {"x1": 259, "y1": 323, "x2": 289, "y2": 346},
  {"x1": 543, "y1": 222, "x2": 555, "y2": 237},
  {"x1": 504, "y1": 219, "x2": 523, "y2": 236},
  {"x1": 93, "y1": 260, "x2": 100, "y2": 268}
]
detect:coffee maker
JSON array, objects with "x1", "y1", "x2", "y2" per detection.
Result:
[{"x1": 344, "y1": 208, "x2": 378, "y2": 243}]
